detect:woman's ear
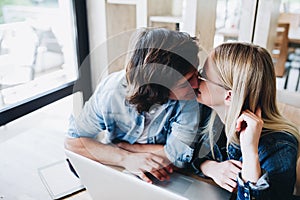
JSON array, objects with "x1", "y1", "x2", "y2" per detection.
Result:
[{"x1": 224, "y1": 90, "x2": 232, "y2": 106}]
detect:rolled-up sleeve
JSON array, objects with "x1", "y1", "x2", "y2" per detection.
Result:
[
  {"x1": 164, "y1": 100, "x2": 200, "y2": 168},
  {"x1": 164, "y1": 135, "x2": 194, "y2": 167},
  {"x1": 236, "y1": 171, "x2": 270, "y2": 200},
  {"x1": 236, "y1": 132, "x2": 298, "y2": 200},
  {"x1": 67, "y1": 87, "x2": 106, "y2": 139}
]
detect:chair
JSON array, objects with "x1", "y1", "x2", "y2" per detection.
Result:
[
  {"x1": 276, "y1": 90, "x2": 300, "y2": 196},
  {"x1": 272, "y1": 23, "x2": 290, "y2": 78}
]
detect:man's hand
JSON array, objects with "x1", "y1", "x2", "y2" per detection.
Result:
[
  {"x1": 121, "y1": 151, "x2": 173, "y2": 183},
  {"x1": 117, "y1": 142, "x2": 173, "y2": 183}
]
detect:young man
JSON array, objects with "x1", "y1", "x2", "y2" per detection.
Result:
[{"x1": 65, "y1": 28, "x2": 201, "y2": 183}]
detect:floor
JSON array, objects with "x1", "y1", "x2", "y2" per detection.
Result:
[{"x1": 0, "y1": 68, "x2": 299, "y2": 200}]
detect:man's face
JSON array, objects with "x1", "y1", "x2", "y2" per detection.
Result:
[{"x1": 169, "y1": 69, "x2": 199, "y2": 100}]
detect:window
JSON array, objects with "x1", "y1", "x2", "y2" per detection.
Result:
[
  {"x1": 0, "y1": 0, "x2": 91, "y2": 125},
  {"x1": 214, "y1": 0, "x2": 242, "y2": 46},
  {"x1": 280, "y1": 0, "x2": 300, "y2": 13}
]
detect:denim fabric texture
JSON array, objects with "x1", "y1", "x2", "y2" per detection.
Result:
[
  {"x1": 191, "y1": 113, "x2": 298, "y2": 200},
  {"x1": 67, "y1": 70, "x2": 201, "y2": 168}
]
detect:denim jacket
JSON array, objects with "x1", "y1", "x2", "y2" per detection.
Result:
[
  {"x1": 67, "y1": 70, "x2": 201, "y2": 168},
  {"x1": 191, "y1": 112, "x2": 298, "y2": 200}
]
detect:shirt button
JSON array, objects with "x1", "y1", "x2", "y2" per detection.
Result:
[{"x1": 244, "y1": 193, "x2": 248, "y2": 198}]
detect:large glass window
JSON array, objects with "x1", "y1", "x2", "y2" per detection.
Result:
[
  {"x1": 0, "y1": 0, "x2": 78, "y2": 111},
  {"x1": 0, "y1": 0, "x2": 91, "y2": 126},
  {"x1": 214, "y1": 0, "x2": 242, "y2": 47},
  {"x1": 280, "y1": 0, "x2": 300, "y2": 13}
]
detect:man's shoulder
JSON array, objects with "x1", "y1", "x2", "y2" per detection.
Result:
[
  {"x1": 104, "y1": 70, "x2": 126, "y2": 85},
  {"x1": 95, "y1": 70, "x2": 127, "y2": 92}
]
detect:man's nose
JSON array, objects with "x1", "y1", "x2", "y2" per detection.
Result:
[{"x1": 189, "y1": 75, "x2": 199, "y2": 89}]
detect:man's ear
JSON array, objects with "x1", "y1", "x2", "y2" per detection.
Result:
[{"x1": 224, "y1": 90, "x2": 232, "y2": 106}]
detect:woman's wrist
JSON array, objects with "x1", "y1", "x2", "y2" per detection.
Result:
[
  {"x1": 241, "y1": 152, "x2": 261, "y2": 183},
  {"x1": 241, "y1": 143, "x2": 258, "y2": 156}
]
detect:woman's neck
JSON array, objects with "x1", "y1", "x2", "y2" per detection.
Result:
[{"x1": 212, "y1": 105, "x2": 227, "y2": 123}]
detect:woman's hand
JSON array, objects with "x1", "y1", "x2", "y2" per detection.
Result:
[
  {"x1": 236, "y1": 108, "x2": 263, "y2": 183},
  {"x1": 200, "y1": 160, "x2": 242, "y2": 192},
  {"x1": 236, "y1": 108, "x2": 264, "y2": 154}
]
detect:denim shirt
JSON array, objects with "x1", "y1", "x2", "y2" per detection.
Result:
[
  {"x1": 191, "y1": 124, "x2": 298, "y2": 200},
  {"x1": 67, "y1": 70, "x2": 201, "y2": 168}
]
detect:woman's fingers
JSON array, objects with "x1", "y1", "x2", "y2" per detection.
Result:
[
  {"x1": 222, "y1": 184, "x2": 236, "y2": 193},
  {"x1": 255, "y1": 107, "x2": 262, "y2": 118},
  {"x1": 229, "y1": 160, "x2": 242, "y2": 169},
  {"x1": 236, "y1": 113, "x2": 247, "y2": 132},
  {"x1": 226, "y1": 177, "x2": 238, "y2": 189},
  {"x1": 236, "y1": 109, "x2": 263, "y2": 135}
]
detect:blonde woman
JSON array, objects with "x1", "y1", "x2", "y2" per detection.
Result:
[{"x1": 193, "y1": 42, "x2": 299, "y2": 199}]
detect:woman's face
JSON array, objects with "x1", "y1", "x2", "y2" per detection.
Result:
[
  {"x1": 196, "y1": 56, "x2": 227, "y2": 107},
  {"x1": 169, "y1": 69, "x2": 199, "y2": 100}
]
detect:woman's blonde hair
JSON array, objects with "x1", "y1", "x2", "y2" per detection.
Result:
[{"x1": 207, "y1": 42, "x2": 299, "y2": 153}]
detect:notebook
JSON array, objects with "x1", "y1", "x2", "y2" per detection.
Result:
[{"x1": 38, "y1": 160, "x2": 85, "y2": 199}]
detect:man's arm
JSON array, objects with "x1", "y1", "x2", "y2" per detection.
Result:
[
  {"x1": 117, "y1": 142, "x2": 165, "y2": 156},
  {"x1": 65, "y1": 137, "x2": 171, "y2": 183},
  {"x1": 116, "y1": 142, "x2": 174, "y2": 179},
  {"x1": 65, "y1": 137, "x2": 128, "y2": 165}
]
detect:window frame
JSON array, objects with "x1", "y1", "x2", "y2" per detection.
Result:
[{"x1": 0, "y1": 0, "x2": 92, "y2": 126}]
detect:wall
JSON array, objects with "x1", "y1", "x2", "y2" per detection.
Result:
[{"x1": 86, "y1": 0, "x2": 283, "y2": 89}]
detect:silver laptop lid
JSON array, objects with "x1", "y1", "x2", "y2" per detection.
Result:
[{"x1": 65, "y1": 150, "x2": 187, "y2": 200}]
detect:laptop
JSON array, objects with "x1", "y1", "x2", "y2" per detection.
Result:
[{"x1": 65, "y1": 150, "x2": 232, "y2": 200}]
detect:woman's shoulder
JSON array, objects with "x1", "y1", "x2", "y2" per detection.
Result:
[
  {"x1": 260, "y1": 131, "x2": 298, "y2": 147},
  {"x1": 258, "y1": 131, "x2": 298, "y2": 168}
]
